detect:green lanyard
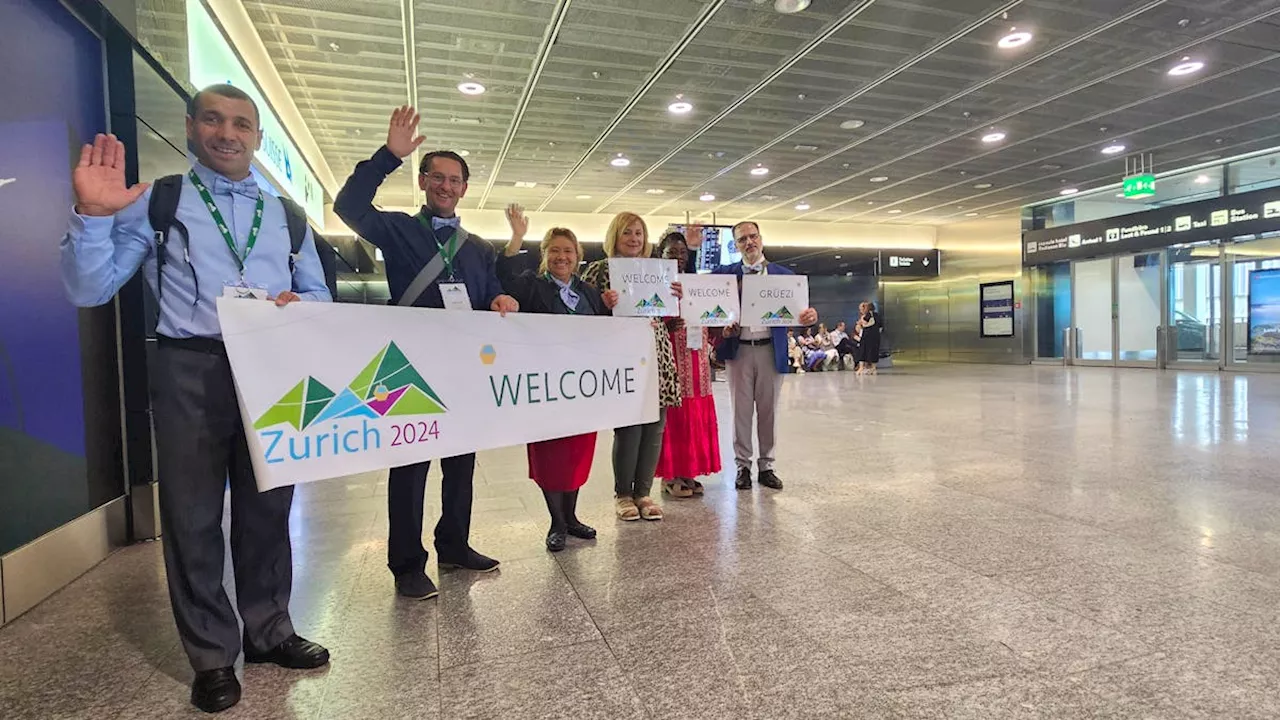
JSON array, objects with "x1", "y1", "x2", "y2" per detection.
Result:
[
  {"x1": 416, "y1": 213, "x2": 459, "y2": 280},
  {"x1": 188, "y1": 169, "x2": 264, "y2": 276}
]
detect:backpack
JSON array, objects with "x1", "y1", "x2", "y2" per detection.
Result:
[{"x1": 146, "y1": 175, "x2": 339, "y2": 301}]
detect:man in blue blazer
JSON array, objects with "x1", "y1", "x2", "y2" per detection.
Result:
[
  {"x1": 715, "y1": 221, "x2": 818, "y2": 491},
  {"x1": 335, "y1": 106, "x2": 519, "y2": 601}
]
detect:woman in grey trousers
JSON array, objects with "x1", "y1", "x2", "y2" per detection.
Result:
[{"x1": 580, "y1": 212, "x2": 683, "y2": 521}]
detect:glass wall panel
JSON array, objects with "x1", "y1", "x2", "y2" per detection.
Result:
[
  {"x1": 1227, "y1": 237, "x2": 1280, "y2": 365},
  {"x1": 1074, "y1": 258, "x2": 1114, "y2": 361},
  {"x1": 1117, "y1": 253, "x2": 1161, "y2": 362},
  {"x1": 1228, "y1": 150, "x2": 1280, "y2": 194},
  {"x1": 1167, "y1": 244, "x2": 1221, "y2": 364},
  {"x1": 1034, "y1": 262, "x2": 1071, "y2": 359}
]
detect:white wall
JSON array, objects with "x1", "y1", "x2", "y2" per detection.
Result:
[{"x1": 322, "y1": 206, "x2": 937, "y2": 250}]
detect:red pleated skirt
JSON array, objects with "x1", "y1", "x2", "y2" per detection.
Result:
[
  {"x1": 527, "y1": 432, "x2": 597, "y2": 492},
  {"x1": 656, "y1": 350, "x2": 722, "y2": 480}
]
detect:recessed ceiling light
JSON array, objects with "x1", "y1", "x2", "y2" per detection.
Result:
[
  {"x1": 458, "y1": 149, "x2": 470, "y2": 157},
  {"x1": 513, "y1": 181, "x2": 537, "y2": 188},
  {"x1": 576, "y1": 194, "x2": 592, "y2": 199},
  {"x1": 699, "y1": 193, "x2": 716, "y2": 202},
  {"x1": 1168, "y1": 57, "x2": 1205, "y2": 76},
  {"x1": 750, "y1": 165, "x2": 770, "y2": 176},
  {"x1": 974, "y1": 182, "x2": 993, "y2": 189},
  {"x1": 965, "y1": 212, "x2": 979, "y2": 217},
  {"x1": 982, "y1": 131, "x2": 1007, "y2": 143},
  {"x1": 1195, "y1": 174, "x2": 1212, "y2": 184},
  {"x1": 668, "y1": 100, "x2": 693, "y2": 114},
  {"x1": 887, "y1": 209, "x2": 903, "y2": 214},
  {"x1": 998, "y1": 29, "x2": 1033, "y2": 49},
  {"x1": 795, "y1": 202, "x2": 811, "y2": 211},
  {"x1": 870, "y1": 176, "x2": 889, "y2": 183},
  {"x1": 834, "y1": 255, "x2": 842, "y2": 259},
  {"x1": 1101, "y1": 143, "x2": 1126, "y2": 155},
  {"x1": 610, "y1": 154, "x2": 631, "y2": 167},
  {"x1": 774, "y1": 0, "x2": 811, "y2": 12},
  {"x1": 1116, "y1": 193, "x2": 1126, "y2": 198},
  {"x1": 645, "y1": 188, "x2": 666, "y2": 195},
  {"x1": 1060, "y1": 188, "x2": 1080, "y2": 196},
  {"x1": 839, "y1": 119, "x2": 865, "y2": 130},
  {"x1": 457, "y1": 81, "x2": 486, "y2": 95}
]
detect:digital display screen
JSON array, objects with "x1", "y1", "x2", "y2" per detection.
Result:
[
  {"x1": 1248, "y1": 268, "x2": 1280, "y2": 354},
  {"x1": 666, "y1": 225, "x2": 741, "y2": 273}
]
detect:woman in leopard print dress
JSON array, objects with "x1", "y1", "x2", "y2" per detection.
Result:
[{"x1": 580, "y1": 212, "x2": 682, "y2": 521}]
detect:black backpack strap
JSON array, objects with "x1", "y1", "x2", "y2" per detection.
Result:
[
  {"x1": 146, "y1": 175, "x2": 189, "y2": 302},
  {"x1": 279, "y1": 196, "x2": 308, "y2": 273},
  {"x1": 279, "y1": 196, "x2": 338, "y2": 299}
]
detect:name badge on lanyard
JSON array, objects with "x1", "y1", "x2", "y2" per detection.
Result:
[{"x1": 439, "y1": 282, "x2": 473, "y2": 311}]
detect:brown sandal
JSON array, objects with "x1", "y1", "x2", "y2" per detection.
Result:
[
  {"x1": 687, "y1": 479, "x2": 704, "y2": 496},
  {"x1": 662, "y1": 481, "x2": 693, "y2": 499},
  {"x1": 634, "y1": 496, "x2": 663, "y2": 521}
]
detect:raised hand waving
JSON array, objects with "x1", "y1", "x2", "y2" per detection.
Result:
[{"x1": 73, "y1": 134, "x2": 149, "y2": 217}]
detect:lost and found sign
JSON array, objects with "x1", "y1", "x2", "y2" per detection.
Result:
[
  {"x1": 1023, "y1": 184, "x2": 1280, "y2": 265},
  {"x1": 218, "y1": 299, "x2": 659, "y2": 490},
  {"x1": 678, "y1": 274, "x2": 738, "y2": 327},
  {"x1": 741, "y1": 274, "x2": 810, "y2": 327},
  {"x1": 609, "y1": 258, "x2": 679, "y2": 317}
]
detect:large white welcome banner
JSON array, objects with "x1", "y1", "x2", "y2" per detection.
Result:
[{"x1": 217, "y1": 299, "x2": 659, "y2": 490}]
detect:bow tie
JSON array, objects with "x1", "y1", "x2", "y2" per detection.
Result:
[
  {"x1": 744, "y1": 262, "x2": 765, "y2": 274},
  {"x1": 432, "y1": 216, "x2": 461, "y2": 230},
  {"x1": 212, "y1": 175, "x2": 259, "y2": 199}
]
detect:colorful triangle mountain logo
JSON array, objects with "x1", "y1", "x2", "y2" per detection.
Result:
[{"x1": 254, "y1": 342, "x2": 447, "y2": 431}]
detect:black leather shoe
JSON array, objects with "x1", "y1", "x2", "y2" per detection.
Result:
[
  {"x1": 438, "y1": 549, "x2": 500, "y2": 573},
  {"x1": 244, "y1": 634, "x2": 330, "y2": 669},
  {"x1": 395, "y1": 571, "x2": 439, "y2": 600},
  {"x1": 191, "y1": 667, "x2": 240, "y2": 714},
  {"x1": 735, "y1": 467, "x2": 753, "y2": 490},
  {"x1": 758, "y1": 469, "x2": 784, "y2": 490},
  {"x1": 566, "y1": 521, "x2": 597, "y2": 540},
  {"x1": 546, "y1": 530, "x2": 567, "y2": 552}
]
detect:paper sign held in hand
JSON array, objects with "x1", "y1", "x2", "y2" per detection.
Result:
[
  {"x1": 609, "y1": 258, "x2": 679, "y2": 317},
  {"x1": 678, "y1": 273, "x2": 739, "y2": 327},
  {"x1": 742, "y1": 274, "x2": 809, "y2": 327}
]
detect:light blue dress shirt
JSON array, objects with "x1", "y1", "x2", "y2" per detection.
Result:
[{"x1": 60, "y1": 160, "x2": 331, "y2": 339}]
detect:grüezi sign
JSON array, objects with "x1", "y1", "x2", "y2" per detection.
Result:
[{"x1": 1023, "y1": 185, "x2": 1280, "y2": 266}]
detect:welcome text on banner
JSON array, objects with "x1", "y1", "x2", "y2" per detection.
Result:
[{"x1": 217, "y1": 298, "x2": 660, "y2": 490}]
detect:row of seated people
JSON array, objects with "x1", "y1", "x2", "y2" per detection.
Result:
[{"x1": 786, "y1": 307, "x2": 883, "y2": 374}]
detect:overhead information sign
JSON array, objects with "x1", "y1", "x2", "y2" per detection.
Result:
[
  {"x1": 1023, "y1": 185, "x2": 1280, "y2": 266},
  {"x1": 878, "y1": 249, "x2": 940, "y2": 277}
]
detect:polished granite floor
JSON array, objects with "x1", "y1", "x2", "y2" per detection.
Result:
[{"x1": 6, "y1": 364, "x2": 1280, "y2": 719}]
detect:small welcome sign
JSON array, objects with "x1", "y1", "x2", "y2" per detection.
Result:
[
  {"x1": 218, "y1": 299, "x2": 659, "y2": 490},
  {"x1": 609, "y1": 258, "x2": 679, "y2": 318},
  {"x1": 742, "y1": 274, "x2": 810, "y2": 327},
  {"x1": 678, "y1": 274, "x2": 739, "y2": 327}
]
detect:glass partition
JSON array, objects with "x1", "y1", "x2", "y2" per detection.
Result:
[
  {"x1": 1167, "y1": 244, "x2": 1221, "y2": 365},
  {"x1": 1117, "y1": 253, "x2": 1161, "y2": 362},
  {"x1": 1227, "y1": 236, "x2": 1280, "y2": 365},
  {"x1": 1074, "y1": 258, "x2": 1114, "y2": 361}
]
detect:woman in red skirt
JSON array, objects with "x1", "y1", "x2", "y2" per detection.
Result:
[
  {"x1": 656, "y1": 231, "x2": 722, "y2": 498},
  {"x1": 499, "y1": 206, "x2": 618, "y2": 551}
]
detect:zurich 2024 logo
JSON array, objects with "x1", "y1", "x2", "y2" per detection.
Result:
[{"x1": 254, "y1": 342, "x2": 445, "y2": 464}]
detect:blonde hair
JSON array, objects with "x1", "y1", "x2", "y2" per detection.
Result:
[
  {"x1": 603, "y1": 212, "x2": 650, "y2": 258},
  {"x1": 537, "y1": 227, "x2": 582, "y2": 276}
]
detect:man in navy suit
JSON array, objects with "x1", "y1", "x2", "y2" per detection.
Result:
[
  {"x1": 715, "y1": 221, "x2": 818, "y2": 491},
  {"x1": 335, "y1": 106, "x2": 519, "y2": 601}
]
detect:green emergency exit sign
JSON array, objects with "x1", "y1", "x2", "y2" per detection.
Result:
[{"x1": 1123, "y1": 173, "x2": 1156, "y2": 199}]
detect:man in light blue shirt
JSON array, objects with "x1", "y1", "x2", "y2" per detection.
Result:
[{"x1": 60, "y1": 84, "x2": 330, "y2": 714}]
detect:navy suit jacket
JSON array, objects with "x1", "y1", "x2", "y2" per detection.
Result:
[{"x1": 713, "y1": 261, "x2": 794, "y2": 374}]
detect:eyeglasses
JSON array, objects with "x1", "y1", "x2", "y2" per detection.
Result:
[{"x1": 423, "y1": 172, "x2": 466, "y2": 189}]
